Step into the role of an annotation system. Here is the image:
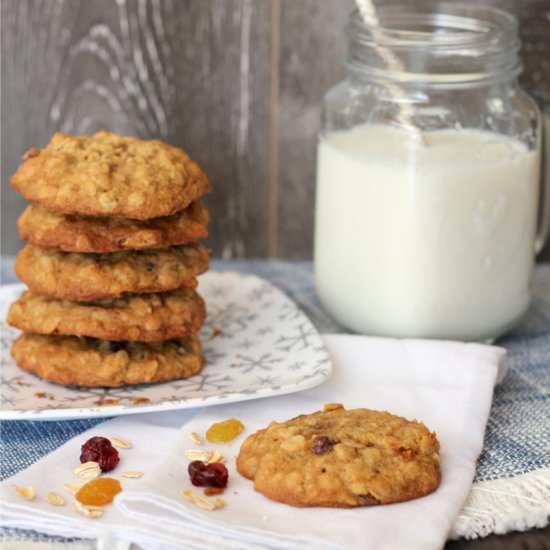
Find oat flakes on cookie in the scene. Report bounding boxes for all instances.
[18,201,209,253]
[11,333,204,387]
[8,287,206,342]
[236,403,440,508]
[11,131,210,220]
[14,242,209,302]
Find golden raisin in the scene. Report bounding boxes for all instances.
[75,477,122,506]
[205,418,245,443]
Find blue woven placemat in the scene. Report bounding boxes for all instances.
[2,257,549,486]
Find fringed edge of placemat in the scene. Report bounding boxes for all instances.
[450,467,550,539]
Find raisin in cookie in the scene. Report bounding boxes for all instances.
[15,243,209,302]
[236,403,440,507]
[11,131,210,220]
[8,287,206,342]
[11,333,204,387]
[18,201,209,253]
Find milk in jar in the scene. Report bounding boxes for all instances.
[315,3,547,341]
[314,124,540,340]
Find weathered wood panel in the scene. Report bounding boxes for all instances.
[1,0,271,259]
[1,0,80,256]
[275,0,354,259]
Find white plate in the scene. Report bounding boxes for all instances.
[0,272,332,420]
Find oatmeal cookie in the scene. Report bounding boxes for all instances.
[18,201,209,253]
[8,287,206,342]
[11,131,210,220]
[236,403,440,507]
[11,333,204,387]
[15,243,209,302]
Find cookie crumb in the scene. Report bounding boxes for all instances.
[204,487,225,496]
[132,397,151,405]
[323,403,344,412]
[94,398,120,406]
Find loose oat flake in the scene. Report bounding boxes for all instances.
[188,431,204,445]
[63,482,85,495]
[121,470,144,479]
[46,492,66,506]
[109,436,132,449]
[181,489,225,510]
[184,449,225,464]
[74,461,102,479]
[74,500,103,519]
[209,450,224,463]
[13,485,35,500]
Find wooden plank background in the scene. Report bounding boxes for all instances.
[2,0,549,261]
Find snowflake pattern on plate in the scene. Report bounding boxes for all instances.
[0,272,332,420]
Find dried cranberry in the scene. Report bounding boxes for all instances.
[312,435,335,455]
[188,460,228,488]
[80,436,120,472]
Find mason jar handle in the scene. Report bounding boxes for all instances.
[535,128,550,254]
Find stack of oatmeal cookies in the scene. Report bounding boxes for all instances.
[7,131,211,387]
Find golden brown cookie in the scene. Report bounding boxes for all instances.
[11,333,204,387]
[17,202,209,253]
[236,403,441,508]
[14,243,209,302]
[8,287,206,342]
[11,131,210,220]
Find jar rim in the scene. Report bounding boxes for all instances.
[347,2,519,49]
[345,1,522,85]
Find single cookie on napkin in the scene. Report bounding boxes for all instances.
[237,402,441,507]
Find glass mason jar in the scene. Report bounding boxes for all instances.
[314,2,549,342]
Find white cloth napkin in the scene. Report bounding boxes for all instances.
[0,334,506,550]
